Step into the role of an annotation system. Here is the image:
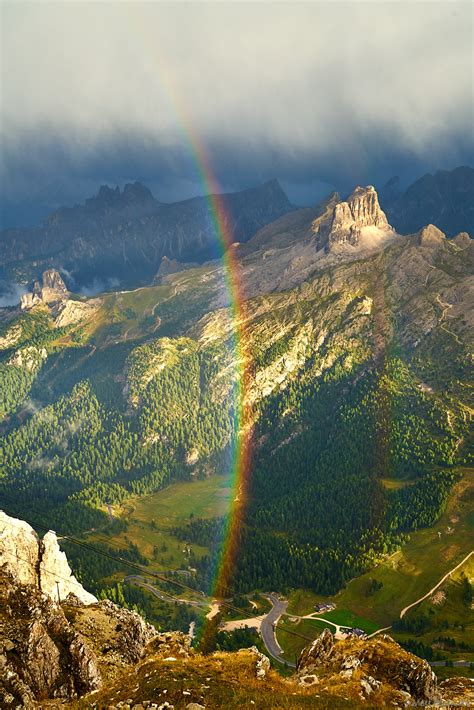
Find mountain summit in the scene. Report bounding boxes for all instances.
[380,165,474,236]
[312,185,395,251]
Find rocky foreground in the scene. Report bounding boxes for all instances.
[1,513,473,708]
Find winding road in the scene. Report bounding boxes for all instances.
[124,575,207,609]
[125,550,473,670]
[259,594,289,663]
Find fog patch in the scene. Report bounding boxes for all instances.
[0,282,27,307]
[59,267,76,290]
[79,276,120,296]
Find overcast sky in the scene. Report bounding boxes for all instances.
[1,1,473,226]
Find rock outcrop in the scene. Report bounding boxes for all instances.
[52,297,101,327]
[0,564,160,707]
[453,231,472,249]
[312,185,395,251]
[153,255,198,282]
[39,268,69,302]
[417,223,446,247]
[296,628,441,705]
[0,510,96,605]
[20,268,68,309]
[0,568,102,705]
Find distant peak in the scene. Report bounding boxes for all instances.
[84,181,157,210]
[263,178,282,190]
[96,184,118,198]
[122,181,155,202]
[417,223,446,246]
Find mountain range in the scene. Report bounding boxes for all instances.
[0,179,293,289]
[0,166,472,295]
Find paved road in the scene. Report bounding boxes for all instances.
[260,594,294,666]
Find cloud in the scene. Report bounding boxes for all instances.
[1,1,473,219]
[0,282,27,307]
[78,276,120,296]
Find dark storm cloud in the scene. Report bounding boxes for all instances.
[1,1,473,226]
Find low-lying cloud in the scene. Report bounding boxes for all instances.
[78,276,120,297]
[0,282,27,307]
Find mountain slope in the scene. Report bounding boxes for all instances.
[0,186,471,606]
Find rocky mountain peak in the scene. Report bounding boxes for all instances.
[346,185,389,228]
[417,223,446,247]
[453,231,472,248]
[312,185,394,251]
[86,182,156,210]
[40,268,69,299]
[122,181,156,203]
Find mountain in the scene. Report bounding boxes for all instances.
[0,185,472,678]
[311,185,394,251]
[380,165,474,237]
[1,511,472,708]
[0,179,294,288]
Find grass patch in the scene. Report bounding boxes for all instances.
[319,609,379,634]
[287,589,322,616]
[276,617,332,664]
[88,474,233,572]
[381,478,416,490]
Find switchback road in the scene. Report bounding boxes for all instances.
[260,594,293,665]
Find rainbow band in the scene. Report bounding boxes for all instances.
[123,6,251,600]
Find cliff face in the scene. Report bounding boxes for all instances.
[0,568,102,705]
[0,566,159,707]
[0,511,96,605]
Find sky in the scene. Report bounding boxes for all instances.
[1,0,473,227]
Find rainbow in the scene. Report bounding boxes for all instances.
[189,151,253,599]
[123,7,253,601]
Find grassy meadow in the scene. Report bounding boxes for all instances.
[90,474,232,572]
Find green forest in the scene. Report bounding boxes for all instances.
[0,264,472,605]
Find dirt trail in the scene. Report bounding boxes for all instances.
[435,293,463,345]
[400,550,473,618]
